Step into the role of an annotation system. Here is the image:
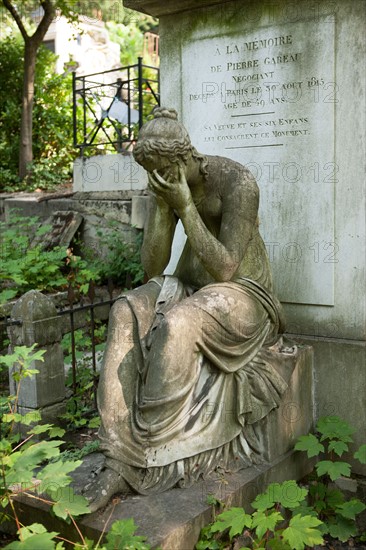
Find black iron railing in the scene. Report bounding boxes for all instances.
[0,284,118,412]
[73,58,160,155]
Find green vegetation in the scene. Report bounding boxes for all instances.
[0,344,151,549]
[0,0,157,190]
[0,345,90,545]
[0,210,145,305]
[61,323,106,430]
[0,37,76,191]
[196,416,366,549]
[91,222,144,288]
[0,212,100,304]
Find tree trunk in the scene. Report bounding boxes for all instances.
[2,0,56,180]
[19,41,37,179]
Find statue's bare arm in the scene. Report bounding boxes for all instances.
[141,177,177,278]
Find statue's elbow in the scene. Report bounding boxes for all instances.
[213,266,237,283]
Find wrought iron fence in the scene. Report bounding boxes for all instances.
[72,58,160,156]
[57,282,117,409]
[0,284,119,414]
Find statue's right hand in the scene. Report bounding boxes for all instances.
[148,173,171,210]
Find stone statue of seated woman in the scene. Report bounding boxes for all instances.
[83,107,293,512]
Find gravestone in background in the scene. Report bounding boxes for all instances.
[125,0,366,472]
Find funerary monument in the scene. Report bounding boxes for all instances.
[124,0,366,473]
[83,106,310,512]
[75,0,365,546]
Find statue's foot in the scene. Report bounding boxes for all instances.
[82,466,130,513]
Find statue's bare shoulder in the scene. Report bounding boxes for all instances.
[202,155,259,225]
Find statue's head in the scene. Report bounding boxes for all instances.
[133,107,193,174]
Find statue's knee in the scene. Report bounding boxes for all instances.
[108,300,134,342]
[155,307,197,344]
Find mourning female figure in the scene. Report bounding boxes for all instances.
[84,107,289,511]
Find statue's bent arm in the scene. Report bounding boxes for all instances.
[141,194,177,278]
[178,179,259,282]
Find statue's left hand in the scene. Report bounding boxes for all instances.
[148,165,192,211]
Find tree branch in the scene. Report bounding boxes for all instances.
[32,0,56,46]
[2,0,29,41]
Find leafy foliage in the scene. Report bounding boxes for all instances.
[197,416,365,549]
[282,514,323,550]
[90,223,144,288]
[104,518,149,550]
[354,444,366,464]
[0,345,90,539]
[0,211,100,303]
[0,37,76,191]
[61,322,106,430]
[0,343,154,549]
[210,508,252,540]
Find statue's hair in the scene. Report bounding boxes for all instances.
[133,107,209,179]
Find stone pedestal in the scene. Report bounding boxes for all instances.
[8,290,66,424]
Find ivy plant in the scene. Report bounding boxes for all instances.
[294,416,366,542]
[196,416,366,549]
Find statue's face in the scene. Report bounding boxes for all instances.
[139,152,180,181]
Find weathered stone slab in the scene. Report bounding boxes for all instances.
[154,0,366,343]
[30,211,83,251]
[257,344,313,461]
[73,153,148,192]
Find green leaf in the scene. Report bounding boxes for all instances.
[18,524,49,540]
[251,490,275,511]
[6,523,59,549]
[316,460,351,480]
[19,410,42,426]
[294,434,324,458]
[268,534,292,550]
[288,501,319,519]
[251,510,283,540]
[0,288,18,303]
[252,481,308,511]
[38,460,82,495]
[195,538,221,550]
[328,440,348,457]
[1,413,22,424]
[88,416,100,429]
[0,439,12,453]
[48,426,66,438]
[325,487,345,508]
[336,499,366,520]
[28,424,65,438]
[327,516,357,541]
[28,424,53,434]
[316,416,354,443]
[52,488,89,520]
[210,508,252,540]
[309,482,326,500]
[105,518,149,550]
[282,514,324,550]
[6,441,63,485]
[275,481,308,509]
[354,444,366,464]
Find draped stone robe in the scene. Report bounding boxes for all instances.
[97,274,295,494]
